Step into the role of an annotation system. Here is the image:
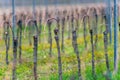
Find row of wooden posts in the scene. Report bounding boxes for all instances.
[2,8,112,80]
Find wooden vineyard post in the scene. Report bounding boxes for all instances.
[33,35,38,80]
[12,38,18,80]
[103,31,112,80]
[104,14,109,33]
[71,13,75,48]
[75,11,80,32]
[83,16,87,48]
[71,12,74,31]
[5,31,9,65]
[47,19,52,57]
[61,17,65,53]
[3,22,10,65]
[54,29,62,80]
[89,29,96,78]
[27,19,38,80]
[72,30,82,80]
[17,20,22,63]
[56,16,60,37]
[34,20,39,37]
